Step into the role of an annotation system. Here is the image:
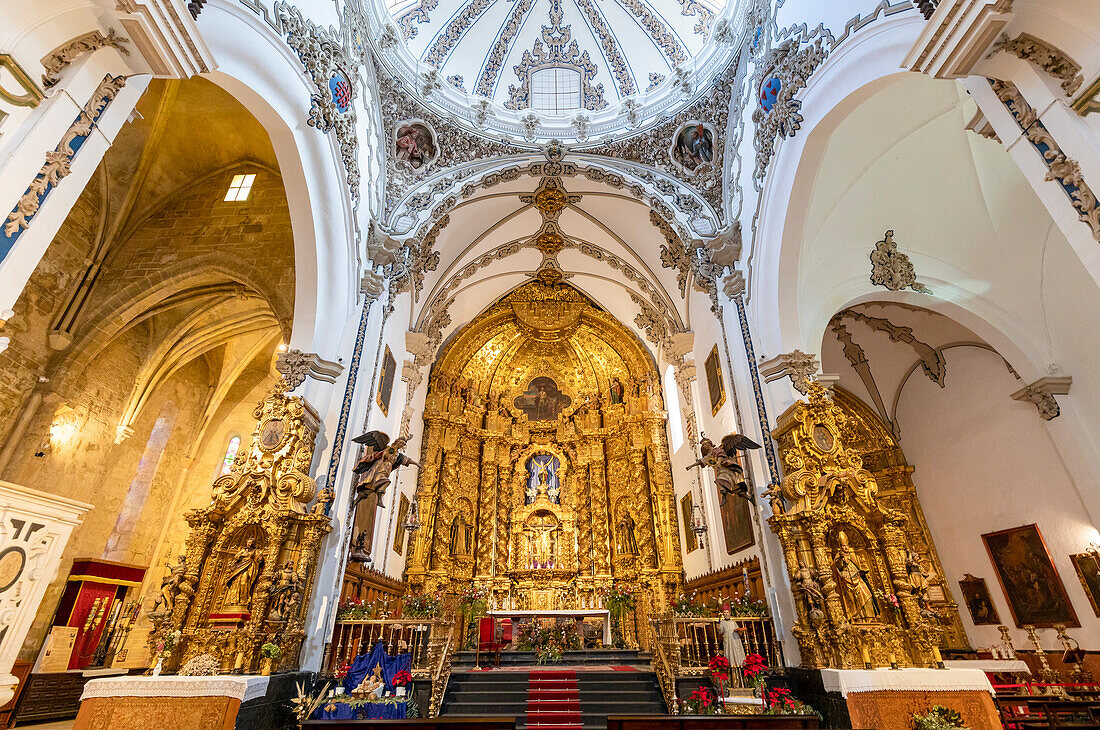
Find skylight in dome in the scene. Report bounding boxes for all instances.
[531,67,581,115]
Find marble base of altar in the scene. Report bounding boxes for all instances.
[819,668,1001,730]
[74,674,305,730]
[486,609,611,644]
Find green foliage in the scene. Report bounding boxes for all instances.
[260,642,282,659]
[913,705,969,730]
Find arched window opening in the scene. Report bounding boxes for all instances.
[219,435,241,477]
[665,364,684,452]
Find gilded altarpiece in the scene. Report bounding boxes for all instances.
[152,382,332,673]
[405,281,683,642]
[768,384,967,670]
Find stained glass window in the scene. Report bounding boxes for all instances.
[219,436,241,476]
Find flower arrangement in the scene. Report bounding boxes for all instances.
[402,593,442,618]
[680,686,720,715]
[392,670,412,687]
[672,592,712,617]
[913,705,970,730]
[261,642,282,659]
[516,623,581,664]
[333,661,351,680]
[874,590,901,612]
[764,687,819,717]
[337,597,387,620]
[725,591,769,618]
[708,653,731,697]
[600,583,636,616]
[741,653,768,694]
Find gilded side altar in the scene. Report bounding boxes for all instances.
[768,384,968,669]
[405,280,683,641]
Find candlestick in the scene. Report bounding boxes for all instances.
[888,652,899,670]
[860,644,871,669]
[932,645,944,669]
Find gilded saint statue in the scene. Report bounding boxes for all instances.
[832,531,878,622]
[450,513,472,556]
[222,538,263,610]
[617,512,639,554]
[151,554,188,615]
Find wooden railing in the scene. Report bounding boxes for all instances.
[326,619,437,675]
[653,616,782,679]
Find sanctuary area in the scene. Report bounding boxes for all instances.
[0,0,1098,729]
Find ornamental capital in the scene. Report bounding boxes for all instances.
[275,349,343,389]
[1011,375,1071,420]
[760,350,821,395]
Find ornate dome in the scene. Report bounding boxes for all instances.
[369,0,746,142]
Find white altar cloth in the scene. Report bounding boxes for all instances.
[81,675,271,704]
[487,609,612,644]
[820,668,994,696]
[943,659,1031,674]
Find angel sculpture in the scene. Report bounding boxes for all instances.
[150,554,188,616]
[351,431,418,508]
[687,433,762,501]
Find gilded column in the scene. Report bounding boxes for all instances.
[475,440,498,578]
[588,440,612,577]
[576,463,592,575]
[495,448,514,575]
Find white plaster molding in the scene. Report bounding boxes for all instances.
[1011,375,1071,421]
[0,481,91,706]
[115,0,215,78]
[902,0,1014,80]
[276,349,344,388]
[759,350,820,396]
[404,330,432,364]
[668,332,696,361]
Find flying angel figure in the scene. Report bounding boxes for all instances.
[687,433,762,501]
[351,431,418,507]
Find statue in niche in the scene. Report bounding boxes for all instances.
[352,431,418,508]
[617,512,639,554]
[832,530,878,622]
[513,377,571,421]
[151,554,188,615]
[450,513,473,556]
[268,561,301,622]
[608,377,625,405]
[222,538,263,609]
[525,454,561,505]
[906,550,939,619]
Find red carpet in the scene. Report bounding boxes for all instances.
[526,670,582,730]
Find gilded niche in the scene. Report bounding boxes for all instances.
[405,280,682,644]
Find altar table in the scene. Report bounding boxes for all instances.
[74,675,270,730]
[487,609,612,645]
[819,668,1001,730]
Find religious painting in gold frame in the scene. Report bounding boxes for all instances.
[719,486,753,555]
[704,345,726,416]
[377,346,396,416]
[958,573,1000,625]
[393,494,410,556]
[680,493,698,553]
[982,524,1079,627]
[1070,553,1100,618]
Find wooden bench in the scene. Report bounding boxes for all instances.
[999,697,1100,729]
[301,719,517,729]
[607,716,822,729]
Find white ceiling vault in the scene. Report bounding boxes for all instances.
[365,0,749,142]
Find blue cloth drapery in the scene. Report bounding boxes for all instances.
[311,642,412,720]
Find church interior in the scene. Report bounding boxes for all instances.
[0,0,1098,728]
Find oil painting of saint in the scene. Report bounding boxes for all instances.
[513,376,571,421]
[982,524,1079,627]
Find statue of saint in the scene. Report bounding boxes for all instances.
[832,531,878,622]
[450,514,472,556]
[687,434,761,502]
[151,554,187,615]
[618,513,639,554]
[222,538,263,609]
[352,431,419,508]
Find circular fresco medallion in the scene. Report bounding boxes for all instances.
[669,121,717,175]
[760,77,782,112]
[0,546,27,592]
[812,423,835,453]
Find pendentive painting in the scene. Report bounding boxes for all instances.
[670,121,716,174]
[1070,552,1100,617]
[514,376,571,422]
[704,345,726,416]
[958,573,1000,625]
[982,524,1079,627]
[377,346,396,417]
[680,492,698,554]
[394,120,438,170]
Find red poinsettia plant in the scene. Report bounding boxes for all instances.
[708,653,731,695]
[392,670,413,687]
[681,686,720,715]
[741,652,768,696]
[764,687,819,717]
[333,660,350,680]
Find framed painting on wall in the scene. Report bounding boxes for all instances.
[704,345,726,416]
[392,494,410,556]
[1070,552,1100,617]
[720,490,754,555]
[377,346,396,416]
[680,493,698,553]
[982,524,1079,627]
[958,573,1000,625]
